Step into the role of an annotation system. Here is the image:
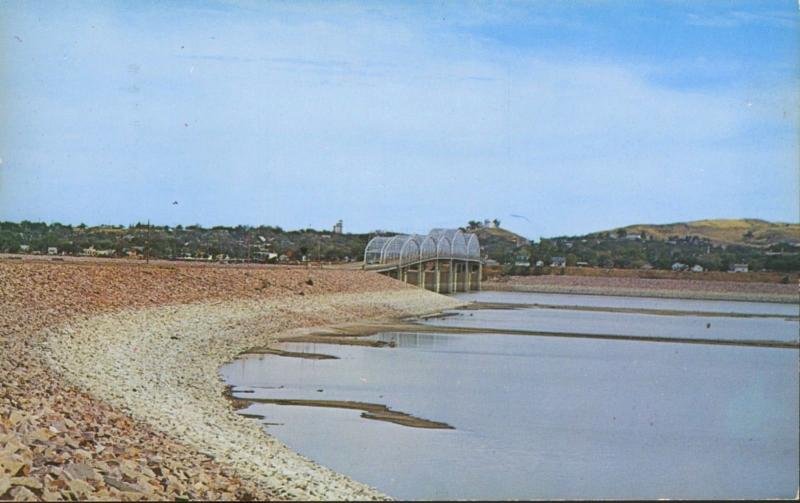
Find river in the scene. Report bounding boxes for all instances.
[220,291,800,500]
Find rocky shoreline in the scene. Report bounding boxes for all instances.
[44,292,462,500]
[6,259,794,500]
[0,261,461,501]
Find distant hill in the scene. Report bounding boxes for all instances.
[599,219,800,247]
[469,226,529,262]
[526,218,800,272]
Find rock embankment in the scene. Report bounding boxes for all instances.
[1,260,461,500]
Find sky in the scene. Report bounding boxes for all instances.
[0,0,798,238]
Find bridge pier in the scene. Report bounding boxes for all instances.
[373,260,486,292]
[368,259,482,293]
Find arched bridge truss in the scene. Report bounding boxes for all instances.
[363,228,482,293]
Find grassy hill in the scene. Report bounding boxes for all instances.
[606,219,800,247]
[520,218,800,272]
[469,226,529,263]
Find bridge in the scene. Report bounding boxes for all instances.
[363,228,482,293]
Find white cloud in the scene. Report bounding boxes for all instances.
[0,2,796,234]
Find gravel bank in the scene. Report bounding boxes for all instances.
[0,260,460,500]
[43,290,462,500]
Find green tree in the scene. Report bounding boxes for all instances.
[565,253,578,267]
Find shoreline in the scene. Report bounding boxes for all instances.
[4,259,796,500]
[461,301,799,320]
[257,318,798,350]
[483,280,799,304]
[43,289,465,500]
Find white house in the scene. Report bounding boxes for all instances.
[732,263,749,273]
[691,264,704,272]
[514,255,531,267]
[47,247,58,256]
[672,262,688,272]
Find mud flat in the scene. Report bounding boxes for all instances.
[43,289,463,500]
[237,398,454,430]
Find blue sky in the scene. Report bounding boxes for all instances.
[0,0,797,238]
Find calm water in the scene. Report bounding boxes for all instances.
[425,307,799,344]
[456,290,800,316]
[221,291,800,500]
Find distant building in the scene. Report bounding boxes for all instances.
[19,245,30,253]
[514,255,531,267]
[672,262,689,272]
[731,263,749,273]
[624,234,642,241]
[551,256,566,268]
[576,261,589,267]
[47,247,58,256]
[691,264,704,272]
[333,220,343,234]
[535,260,544,267]
[484,258,500,267]
[252,246,278,262]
